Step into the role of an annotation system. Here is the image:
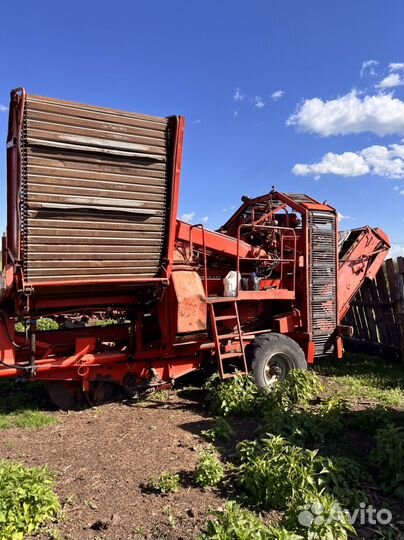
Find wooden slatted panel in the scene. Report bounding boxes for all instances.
[20,94,173,283]
[343,258,404,358]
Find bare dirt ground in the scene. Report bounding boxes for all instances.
[1,357,404,540]
[0,390,226,540]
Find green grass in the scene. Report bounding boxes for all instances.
[0,380,56,429]
[316,354,404,407]
[0,409,56,429]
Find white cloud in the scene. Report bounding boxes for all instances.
[180,212,196,223]
[292,141,404,179]
[400,190,404,196]
[377,73,404,89]
[201,216,209,224]
[271,90,285,101]
[192,119,201,125]
[360,60,379,78]
[253,96,265,109]
[337,212,355,222]
[233,87,245,101]
[0,104,7,112]
[233,110,239,118]
[287,90,404,137]
[293,152,369,178]
[389,63,404,72]
[361,143,404,178]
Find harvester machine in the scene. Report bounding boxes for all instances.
[0,89,390,407]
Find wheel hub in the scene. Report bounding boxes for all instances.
[263,353,291,386]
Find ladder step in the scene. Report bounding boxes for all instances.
[217,333,242,340]
[220,352,243,360]
[215,315,237,321]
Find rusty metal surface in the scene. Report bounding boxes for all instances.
[20,94,173,282]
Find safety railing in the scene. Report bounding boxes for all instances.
[189,224,208,295]
[236,223,297,297]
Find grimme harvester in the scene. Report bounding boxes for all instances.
[0,89,391,407]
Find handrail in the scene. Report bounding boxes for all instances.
[236,223,297,296]
[189,224,208,295]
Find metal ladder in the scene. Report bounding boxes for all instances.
[208,300,248,379]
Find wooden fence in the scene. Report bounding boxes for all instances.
[343,257,404,360]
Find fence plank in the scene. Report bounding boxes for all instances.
[343,258,403,358]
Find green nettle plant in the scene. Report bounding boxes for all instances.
[198,502,304,540]
[146,472,180,494]
[204,370,324,419]
[0,460,61,540]
[204,374,260,417]
[283,493,355,540]
[270,370,324,408]
[195,450,225,488]
[371,425,404,499]
[259,406,344,446]
[324,456,368,507]
[236,435,327,510]
[236,435,364,513]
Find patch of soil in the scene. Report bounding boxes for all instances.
[0,391,225,540]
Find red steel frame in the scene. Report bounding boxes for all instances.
[0,91,391,401]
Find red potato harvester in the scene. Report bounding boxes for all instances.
[0,88,391,408]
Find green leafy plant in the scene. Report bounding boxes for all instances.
[283,492,355,540]
[271,370,324,408]
[146,472,180,494]
[322,456,368,507]
[199,501,303,540]
[237,434,365,511]
[204,374,260,417]
[201,418,235,442]
[204,370,324,419]
[0,460,61,540]
[195,449,225,487]
[236,435,327,510]
[260,405,344,446]
[15,318,59,333]
[92,318,119,327]
[371,424,404,499]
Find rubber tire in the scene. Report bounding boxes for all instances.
[247,333,307,389]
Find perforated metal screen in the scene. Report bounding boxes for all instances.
[308,211,338,355]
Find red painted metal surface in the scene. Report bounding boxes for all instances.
[0,91,391,403]
[338,226,390,320]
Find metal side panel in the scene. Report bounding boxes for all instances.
[19,94,176,283]
[308,211,338,355]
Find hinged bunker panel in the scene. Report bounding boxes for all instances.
[8,91,182,284]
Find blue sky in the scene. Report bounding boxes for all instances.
[0,0,403,255]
